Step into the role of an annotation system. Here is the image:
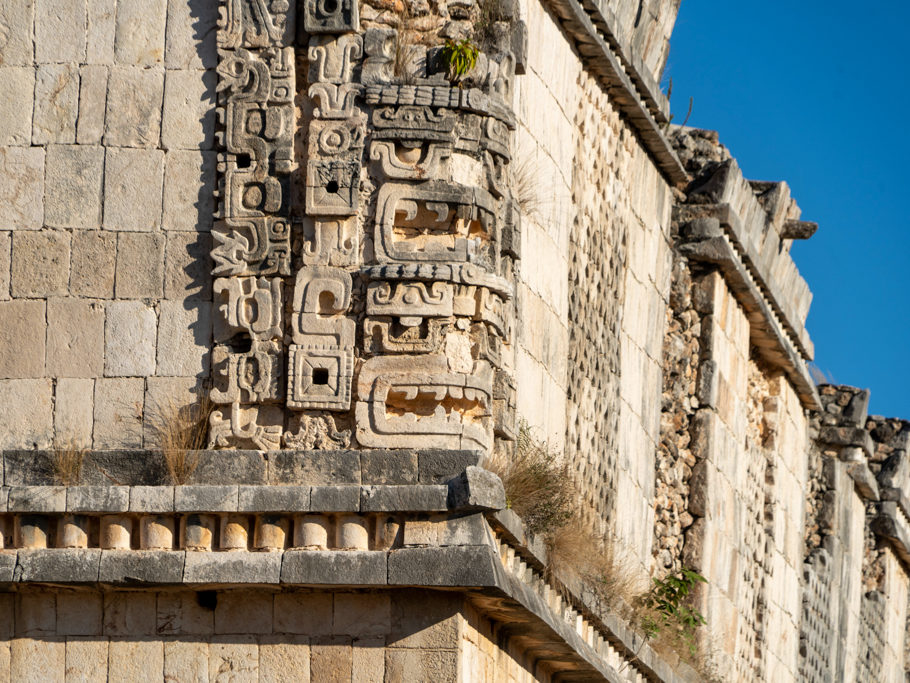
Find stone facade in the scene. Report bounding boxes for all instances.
[2,0,910,681]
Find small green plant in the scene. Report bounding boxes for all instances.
[442,38,478,82]
[638,567,708,655]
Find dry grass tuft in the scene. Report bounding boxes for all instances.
[509,154,547,221]
[52,442,87,486]
[392,6,421,84]
[148,394,213,485]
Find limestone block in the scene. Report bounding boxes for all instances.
[115,232,165,298]
[183,550,281,584]
[143,376,205,445]
[57,593,103,635]
[46,298,105,377]
[164,641,209,682]
[16,591,57,634]
[114,0,166,66]
[93,377,144,448]
[214,592,272,635]
[0,2,35,65]
[259,636,311,683]
[165,0,217,69]
[103,593,156,636]
[70,231,116,298]
[388,590,460,649]
[162,150,216,231]
[104,68,165,147]
[65,638,108,683]
[157,300,212,376]
[86,0,116,64]
[351,638,384,683]
[75,66,109,144]
[157,592,214,635]
[0,300,46,378]
[162,70,216,150]
[33,64,79,144]
[311,637,353,682]
[68,486,129,512]
[333,593,391,637]
[54,378,95,447]
[108,639,164,683]
[0,146,44,228]
[0,231,8,299]
[100,549,185,583]
[165,231,213,300]
[209,637,259,681]
[104,301,157,377]
[0,379,53,448]
[45,145,105,228]
[280,550,387,585]
[10,637,65,683]
[130,486,175,512]
[11,230,71,297]
[385,649,458,682]
[35,0,86,63]
[273,592,334,635]
[0,67,36,144]
[103,148,165,230]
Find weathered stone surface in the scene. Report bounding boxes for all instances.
[44,145,105,228]
[0,146,45,228]
[10,637,65,683]
[385,649,458,682]
[0,380,53,449]
[11,230,70,297]
[54,378,95,447]
[162,150,216,231]
[333,593,391,637]
[16,591,57,633]
[164,641,209,681]
[361,485,450,512]
[105,67,165,147]
[0,2,35,65]
[67,486,129,512]
[361,450,419,485]
[115,232,165,298]
[184,551,282,584]
[130,486,175,512]
[114,0,166,65]
[209,638,258,681]
[0,231,9,299]
[165,0,218,69]
[310,486,360,511]
[162,69,216,150]
[8,486,66,512]
[17,548,101,582]
[388,546,499,586]
[104,301,157,377]
[0,553,15,582]
[46,298,105,377]
[103,148,165,230]
[259,636,311,683]
[165,231,212,300]
[99,550,185,583]
[238,485,310,512]
[0,68,35,145]
[175,485,238,512]
[93,378,145,448]
[156,300,212,376]
[33,64,79,144]
[35,0,86,63]
[446,466,506,511]
[311,637,353,682]
[281,550,387,585]
[65,638,108,682]
[56,592,103,634]
[269,451,361,485]
[418,450,483,484]
[70,231,117,298]
[214,592,273,634]
[103,591,157,634]
[403,514,489,548]
[86,0,117,64]
[273,592,334,634]
[0,300,46,378]
[108,638,164,683]
[77,65,109,144]
[189,450,268,485]
[351,637,384,683]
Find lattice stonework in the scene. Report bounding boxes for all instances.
[210,0,525,451]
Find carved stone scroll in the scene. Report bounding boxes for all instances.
[208,404,283,450]
[303,0,359,34]
[211,340,284,405]
[213,277,283,342]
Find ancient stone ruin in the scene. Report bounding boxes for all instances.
[0,0,907,680]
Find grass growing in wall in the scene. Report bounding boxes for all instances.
[392,5,421,84]
[148,394,213,485]
[52,441,86,486]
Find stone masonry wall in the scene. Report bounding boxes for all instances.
[0,0,217,450]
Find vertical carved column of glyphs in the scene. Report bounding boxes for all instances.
[209,0,296,449]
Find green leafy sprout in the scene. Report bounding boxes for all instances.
[639,567,708,655]
[442,38,478,82]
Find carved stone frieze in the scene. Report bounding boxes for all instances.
[366,281,454,320]
[363,317,451,355]
[211,340,284,405]
[218,0,295,49]
[303,0,359,34]
[369,140,451,181]
[308,34,363,84]
[309,82,362,119]
[213,276,283,342]
[208,403,283,450]
[283,414,352,449]
[301,217,358,266]
[212,217,291,277]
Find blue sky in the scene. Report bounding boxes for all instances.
[663,1,910,419]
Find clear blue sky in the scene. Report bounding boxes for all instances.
[664,1,910,419]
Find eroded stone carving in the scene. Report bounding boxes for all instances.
[211,340,283,404]
[363,317,450,354]
[370,140,450,180]
[208,403,283,450]
[283,414,352,448]
[303,0,358,34]
[309,82,362,119]
[213,276,283,342]
[308,34,362,84]
[301,217,358,266]
[218,0,295,49]
[366,281,453,320]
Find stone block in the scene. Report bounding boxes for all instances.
[446,466,506,511]
[165,0,218,69]
[164,641,209,681]
[0,67,36,144]
[259,636,311,683]
[57,592,103,635]
[269,451,361,485]
[99,550,185,583]
[361,485,450,512]
[273,592,334,634]
[333,593,391,637]
[385,649,458,681]
[35,0,86,63]
[103,148,164,230]
[70,231,117,298]
[130,486,175,512]
[103,592,156,635]
[0,379,54,449]
[86,0,117,64]
[67,486,129,512]
[351,638,384,683]
[158,592,214,634]
[388,590,460,649]
[209,638,258,681]
[188,450,268,485]
[45,145,105,228]
[142,376,206,447]
[93,378,145,448]
[33,64,79,144]
[0,3,35,65]
[11,230,71,297]
[238,485,310,512]
[54,378,95,448]
[105,67,165,147]
[184,551,281,584]
[174,485,238,512]
[46,298,105,377]
[0,146,45,228]
[65,638,108,683]
[17,548,101,582]
[0,300,46,378]
[15,592,56,634]
[281,550,387,585]
[162,150,216,231]
[311,637,353,682]
[8,486,66,512]
[156,300,212,376]
[0,231,9,299]
[79,450,169,486]
[104,301,157,377]
[418,450,482,484]
[388,546,499,587]
[76,65,109,144]
[108,639,164,683]
[403,514,488,548]
[310,486,360,511]
[10,637,65,683]
[0,553,15,582]
[214,591,273,634]
[115,232,165,298]
[115,0,166,66]
[162,69,216,150]
[361,450,419,485]
[165,231,213,300]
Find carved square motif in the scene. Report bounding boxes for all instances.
[288,344,353,410]
[306,157,361,216]
[304,0,359,34]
